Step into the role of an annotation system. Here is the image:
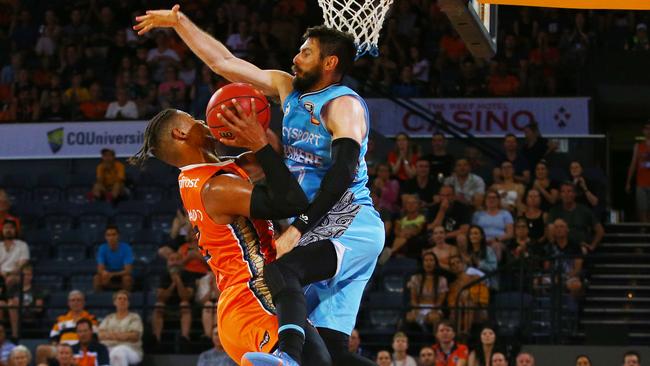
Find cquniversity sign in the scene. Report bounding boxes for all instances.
[366,97,590,137]
[0,121,146,159]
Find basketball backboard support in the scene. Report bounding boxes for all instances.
[439,0,498,59]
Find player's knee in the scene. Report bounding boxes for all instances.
[179,301,191,313]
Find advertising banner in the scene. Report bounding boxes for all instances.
[366,97,590,137]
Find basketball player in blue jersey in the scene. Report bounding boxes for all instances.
[135,6,383,366]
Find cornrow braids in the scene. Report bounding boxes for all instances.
[129,109,178,167]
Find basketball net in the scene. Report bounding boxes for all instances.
[318,0,394,58]
[478,0,650,9]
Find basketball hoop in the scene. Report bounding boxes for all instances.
[317,0,394,58]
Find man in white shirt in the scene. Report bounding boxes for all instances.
[0,220,29,286]
[444,158,486,209]
[105,88,139,120]
[226,21,252,59]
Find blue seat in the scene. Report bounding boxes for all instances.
[135,186,165,204]
[132,243,159,263]
[494,292,533,337]
[367,292,404,309]
[43,202,81,216]
[383,275,406,294]
[150,214,174,235]
[149,200,179,216]
[33,186,62,204]
[80,201,114,216]
[78,214,109,233]
[52,229,87,245]
[3,186,30,204]
[133,229,164,245]
[46,291,70,313]
[24,228,51,244]
[56,243,88,262]
[44,215,74,233]
[86,292,115,308]
[69,275,95,292]
[34,274,65,291]
[116,201,150,215]
[115,213,144,232]
[3,173,34,188]
[381,257,418,276]
[66,185,91,205]
[37,173,69,188]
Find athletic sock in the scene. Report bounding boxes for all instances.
[278,325,304,364]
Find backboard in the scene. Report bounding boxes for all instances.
[439,0,498,58]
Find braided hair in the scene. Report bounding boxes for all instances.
[129,108,179,167]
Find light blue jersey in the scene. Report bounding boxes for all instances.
[282,83,372,207]
[281,84,384,335]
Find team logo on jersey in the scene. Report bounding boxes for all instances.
[303,102,320,126]
[284,103,290,115]
[47,127,64,154]
[258,330,271,350]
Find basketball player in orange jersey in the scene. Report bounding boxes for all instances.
[129,103,331,366]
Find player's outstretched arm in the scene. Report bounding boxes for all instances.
[133,4,293,100]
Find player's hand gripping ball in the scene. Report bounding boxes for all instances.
[206,83,270,140]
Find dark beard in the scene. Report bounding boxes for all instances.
[292,66,322,93]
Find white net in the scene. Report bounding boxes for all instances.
[318,0,394,58]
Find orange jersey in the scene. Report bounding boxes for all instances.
[178,161,280,363]
[178,161,277,312]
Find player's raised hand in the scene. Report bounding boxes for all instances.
[217,98,269,152]
[133,4,181,36]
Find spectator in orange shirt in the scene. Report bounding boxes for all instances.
[79,82,109,120]
[432,320,468,366]
[73,319,109,366]
[488,62,520,97]
[92,148,126,203]
[0,189,20,237]
[439,29,468,63]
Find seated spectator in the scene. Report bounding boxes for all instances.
[178,236,209,284]
[487,61,520,97]
[506,217,542,263]
[391,332,417,366]
[530,161,559,210]
[98,290,143,366]
[499,134,530,184]
[93,225,134,292]
[520,189,548,243]
[432,320,468,366]
[622,351,640,366]
[348,329,373,361]
[392,65,420,97]
[401,158,439,207]
[147,33,181,82]
[468,325,503,366]
[569,161,600,209]
[0,189,20,234]
[7,345,30,366]
[425,132,455,179]
[472,190,514,261]
[406,252,447,329]
[528,31,560,95]
[371,190,395,240]
[152,252,195,345]
[575,355,592,366]
[626,123,650,223]
[447,257,489,334]
[547,219,583,298]
[105,88,138,120]
[492,352,509,366]
[0,220,29,287]
[196,272,219,339]
[548,183,604,254]
[419,346,435,366]
[491,161,525,214]
[92,148,126,203]
[158,66,187,110]
[464,225,498,288]
[158,208,192,259]
[372,163,401,214]
[226,20,253,59]
[73,319,109,366]
[46,344,76,366]
[444,158,486,209]
[79,82,108,120]
[197,326,237,366]
[427,185,471,242]
[41,90,71,121]
[35,290,98,365]
[376,350,392,366]
[516,352,535,366]
[427,225,460,272]
[0,324,16,365]
[388,133,419,182]
[7,264,44,339]
[522,122,557,169]
[384,194,426,260]
[63,72,90,105]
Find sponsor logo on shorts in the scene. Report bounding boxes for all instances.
[258,330,270,350]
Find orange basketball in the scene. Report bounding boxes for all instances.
[206,82,271,140]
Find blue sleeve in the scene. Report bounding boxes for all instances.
[503,210,514,225]
[472,211,480,225]
[96,245,106,266]
[123,244,134,265]
[480,247,498,272]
